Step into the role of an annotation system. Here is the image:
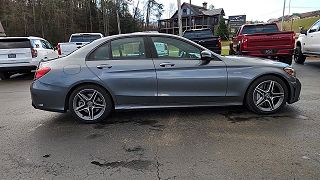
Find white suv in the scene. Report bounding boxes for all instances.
[0,37,58,79]
[295,19,320,64]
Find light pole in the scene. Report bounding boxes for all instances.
[281,0,286,31]
[177,0,183,36]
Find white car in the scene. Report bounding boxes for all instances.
[57,33,104,56]
[0,36,58,79]
[295,19,320,64]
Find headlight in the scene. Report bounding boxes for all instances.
[284,67,296,77]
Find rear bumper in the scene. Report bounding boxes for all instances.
[288,78,301,104]
[241,49,294,57]
[30,80,67,113]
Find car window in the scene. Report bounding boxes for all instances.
[31,39,42,49]
[309,21,320,33]
[87,43,110,60]
[70,35,102,42]
[40,40,53,49]
[183,30,214,39]
[0,39,31,49]
[111,37,146,59]
[151,37,201,60]
[241,24,279,35]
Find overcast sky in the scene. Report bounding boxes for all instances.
[156,0,320,21]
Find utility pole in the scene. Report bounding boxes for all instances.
[177,0,182,36]
[115,0,121,34]
[281,0,286,31]
[189,0,192,29]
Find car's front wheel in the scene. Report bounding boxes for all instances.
[294,45,306,64]
[246,76,288,114]
[69,84,113,123]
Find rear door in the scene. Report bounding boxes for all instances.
[150,36,227,105]
[86,36,157,107]
[0,38,32,65]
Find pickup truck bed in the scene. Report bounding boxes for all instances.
[230,23,295,65]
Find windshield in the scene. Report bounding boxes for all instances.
[183,30,214,39]
[241,24,279,35]
[70,35,102,43]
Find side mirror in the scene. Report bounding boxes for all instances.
[201,50,213,61]
[300,29,307,35]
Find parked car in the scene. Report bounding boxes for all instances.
[183,29,221,54]
[0,37,58,79]
[57,33,104,56]
[31,33,301,123]
[294,19,320,64]
[229,23,295,65]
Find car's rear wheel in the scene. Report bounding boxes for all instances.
[294,45,306,64]
[246,76,288,114]
[69,84,113,123]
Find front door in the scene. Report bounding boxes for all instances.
[149,36,228,105]
[305,20,320,53]
[86,37,157,107]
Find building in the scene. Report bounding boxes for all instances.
[0,21,5,37]
[158,2,225,35]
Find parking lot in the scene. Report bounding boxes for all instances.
[0,59,319,179]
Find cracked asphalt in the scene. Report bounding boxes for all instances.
[1,59,320,179]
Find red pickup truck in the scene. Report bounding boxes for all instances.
[229,23,295,65]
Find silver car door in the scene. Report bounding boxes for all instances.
[150,36,228,105]
[86,37,157,107]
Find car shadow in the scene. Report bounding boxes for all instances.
[47,105,301,127]
[0,73,34,81]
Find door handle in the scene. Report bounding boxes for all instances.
[159,62,175,67]
[97,64,112,69]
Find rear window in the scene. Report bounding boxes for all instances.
[0,39,31,49]
[70,35,102,43]
[241,24,279,35]
[183,30,214,39]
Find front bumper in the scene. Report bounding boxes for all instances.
[287,78,301,104]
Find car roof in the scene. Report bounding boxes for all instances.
[0,36,45,40]
[184,28,212,32]
[71,33,103,36]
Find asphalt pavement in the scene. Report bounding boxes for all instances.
[0,59,320,180]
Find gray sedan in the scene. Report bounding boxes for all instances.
[31,33,301,123]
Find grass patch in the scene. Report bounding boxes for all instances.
[280,17,319,32]
[221,40,230,47]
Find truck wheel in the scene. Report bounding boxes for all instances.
[229,43,235,55]
[280,56,293,65]
[294,45,306,64]
[0,72,11,80]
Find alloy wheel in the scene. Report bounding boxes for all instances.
[253,80,285,112]
[73,89,106,121]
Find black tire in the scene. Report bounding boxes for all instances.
[0,72,11,80]
[280,55,293,65]
[294,45,306,64]
[229,43,235,55]
[245,75,288,115]
[69,84,113,124]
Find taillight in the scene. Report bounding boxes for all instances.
[34,67,51,80]
[242,38,248,50]
[218,37,222,49]
[31,48,38,58]
[57,44,62,56]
